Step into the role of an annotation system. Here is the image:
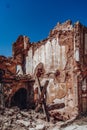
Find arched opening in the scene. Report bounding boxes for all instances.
[11,88,27,109]
[34,62,45,77]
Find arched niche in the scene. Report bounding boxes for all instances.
[11,88,27,109]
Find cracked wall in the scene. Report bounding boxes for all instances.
[0,20,87,119]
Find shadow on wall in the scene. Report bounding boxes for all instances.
[11,88,27,110]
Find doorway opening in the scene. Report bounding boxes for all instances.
[11,88,27,109]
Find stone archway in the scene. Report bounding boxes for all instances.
[34,62,45,77]
[11,88,27,109]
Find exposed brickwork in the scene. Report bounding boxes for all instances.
[0,20,87,119]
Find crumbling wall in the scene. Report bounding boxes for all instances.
[74,22,87,114]
[26,38,67,74]
[11,21,78,119]
[0,55,35,109]
[0,20,87,120]
[12,35,30,75]
[25,20,79,119]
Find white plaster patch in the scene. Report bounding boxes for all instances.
[16,65,23,75]
[26,48,33,74]
[53,98,65,104]
[74,48,79,62]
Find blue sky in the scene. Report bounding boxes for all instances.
[0,0,87,56]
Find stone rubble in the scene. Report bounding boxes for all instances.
[61,116,87,130]
[0,20,87,119]
[0,107,87,130]
[0,20,87,129]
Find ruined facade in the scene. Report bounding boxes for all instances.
[0,20,87,120]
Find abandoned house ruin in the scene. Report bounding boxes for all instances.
[0,20,87,121]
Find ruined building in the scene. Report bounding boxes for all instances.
[0,20,87,121]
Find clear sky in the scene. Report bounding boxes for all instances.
[0,0,87,57]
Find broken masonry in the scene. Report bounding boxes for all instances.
[0,20,87,121]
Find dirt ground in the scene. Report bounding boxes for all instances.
[0,107,87,130]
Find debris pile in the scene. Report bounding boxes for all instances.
[0,107,87,130]
[0,20,87,126]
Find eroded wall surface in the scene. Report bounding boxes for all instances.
[0,20,87,119]
[18,21,87,117]
[11,21,87,116]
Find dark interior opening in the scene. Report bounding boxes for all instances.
[11,88,27,109]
